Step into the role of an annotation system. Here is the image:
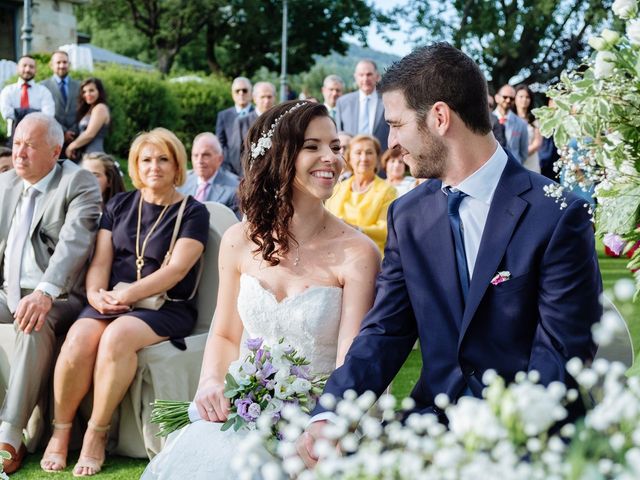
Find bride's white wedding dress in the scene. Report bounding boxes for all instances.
[141,273,343,479]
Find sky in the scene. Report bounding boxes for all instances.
[367,0,413,56]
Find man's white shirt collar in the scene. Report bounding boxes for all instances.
[442,144,508,205]
[23,164,57,195]
[359,89,377,101]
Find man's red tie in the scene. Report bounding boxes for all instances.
[498,116,506,125]
[20,83,29,109]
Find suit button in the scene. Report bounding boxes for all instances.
[462,365,475,377]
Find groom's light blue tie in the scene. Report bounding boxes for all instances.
[446,187,470,303]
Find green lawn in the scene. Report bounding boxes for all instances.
[8,243,639,479]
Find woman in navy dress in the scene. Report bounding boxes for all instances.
[40,128,209,476]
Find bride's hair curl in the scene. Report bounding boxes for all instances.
[239,100,332,266]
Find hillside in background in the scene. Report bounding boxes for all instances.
[313,42,402,90]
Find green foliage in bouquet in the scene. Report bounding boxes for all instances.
[0,448,10,479]
[535,0,640,291]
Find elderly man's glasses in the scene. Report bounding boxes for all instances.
[501,95,515,101]
[234,88,249,94]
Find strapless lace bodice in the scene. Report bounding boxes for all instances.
[237,273,343,375]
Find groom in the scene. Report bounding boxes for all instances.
[298,42,602,465]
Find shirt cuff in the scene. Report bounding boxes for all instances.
[307,411,337,427]
[36,282,61,299]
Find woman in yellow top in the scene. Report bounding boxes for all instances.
[326,134,397,254]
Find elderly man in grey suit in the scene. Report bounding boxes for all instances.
[178,132,241,218]
[215,77,254,164]
[334,59,390,151]
[0,113,101,474]
[493,84,528,164]
[40,51,80,152]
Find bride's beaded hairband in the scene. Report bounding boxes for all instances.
[250,102,306,162]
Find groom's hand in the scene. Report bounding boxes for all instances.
[296,420,327,469]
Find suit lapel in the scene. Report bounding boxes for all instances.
[30,163,62,236]
[373,92,385,129]
[0,176,23,238]
[458,159,530,345]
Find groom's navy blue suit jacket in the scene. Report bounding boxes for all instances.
[317,156,602,416]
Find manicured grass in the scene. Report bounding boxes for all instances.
[10,454,146,479]
[9,241,639,478]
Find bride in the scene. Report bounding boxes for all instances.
[142,100,380,478]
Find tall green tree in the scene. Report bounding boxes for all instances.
[77,0,376,77]
[391,0,613,88]
[77,0,221,74]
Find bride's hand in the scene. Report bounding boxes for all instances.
[194,381,230,423]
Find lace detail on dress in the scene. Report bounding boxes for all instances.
[237,274,343,376]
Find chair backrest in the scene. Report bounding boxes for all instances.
[193,202,239,335]
[594,294,634,367]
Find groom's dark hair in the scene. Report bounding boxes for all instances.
[379,42,492,135]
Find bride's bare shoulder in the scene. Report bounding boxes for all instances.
[325,215,380,265]
[220,222,254,254]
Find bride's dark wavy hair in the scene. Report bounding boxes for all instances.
[239,100,331,266]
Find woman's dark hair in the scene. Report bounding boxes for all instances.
[82,151,125,203]
[76,77,108,122]
[379,42,491,135]
[239,100,332,266]
[513,83,536,125]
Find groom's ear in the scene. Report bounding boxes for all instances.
[430,101,451,136]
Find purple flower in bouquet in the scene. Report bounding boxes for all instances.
[245,337,263,352]
[604,233,626,256]
[248,402,262,420]
[291,365,311,380]
[255,348,264,364]
[261,361,277,378]
[236,397,253,422]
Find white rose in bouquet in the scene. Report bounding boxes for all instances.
[627,19,640,45]
[594,51,616,78]
[613,0,638,19]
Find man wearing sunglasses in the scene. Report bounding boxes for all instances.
[493,84,528,164]
[215,77,254,168]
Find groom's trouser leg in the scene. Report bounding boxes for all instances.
[0,289,78,430]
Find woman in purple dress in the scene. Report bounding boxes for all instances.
[40,128,209,476]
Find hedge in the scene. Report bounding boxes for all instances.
[0,56,233,158]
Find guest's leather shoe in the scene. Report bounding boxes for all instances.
[0,442,27,474]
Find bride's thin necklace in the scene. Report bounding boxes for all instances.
[292,215,327,267]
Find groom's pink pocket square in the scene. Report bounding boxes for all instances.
[490,271,511,286]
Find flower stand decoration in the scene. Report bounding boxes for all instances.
[535,0,640,295]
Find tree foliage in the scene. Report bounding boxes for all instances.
[76,0,375,77]
[391,0,614,89]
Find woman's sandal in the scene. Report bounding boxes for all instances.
[72,421,110,477]
[40,420,73,473]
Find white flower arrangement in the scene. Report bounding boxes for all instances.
[230,286,637,479]
[535,0,640,294]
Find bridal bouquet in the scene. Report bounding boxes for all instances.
[535,0,640,294]
[151,337,326,437]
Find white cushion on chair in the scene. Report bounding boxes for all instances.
[114,201,238,458]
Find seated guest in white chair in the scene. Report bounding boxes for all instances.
[40,128,209,476]
[0,113,101,474]
[178,132,241,218]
